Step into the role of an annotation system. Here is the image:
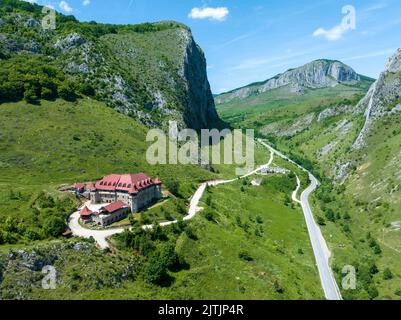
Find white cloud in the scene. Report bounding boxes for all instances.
[59,1,73,13]
[313,5,356,41]
[313,24,348,41]
[188,7,229,22]
[83,0,90,6]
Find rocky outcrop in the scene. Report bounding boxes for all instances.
[261,113,315,137]
[258,60,360,93]
[0,34,39,55]
[353,48,401,149]
[179,29,221,130]
[216,60,362,104]
[54,33,86,53]
[317,104,357,122]
[0,2,222,130]
[386,48,401,73]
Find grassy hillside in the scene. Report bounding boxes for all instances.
[0,98,323,298]
[217,69,401,299]
[0,98,217,245]
[3,175,322,300]
[217,84,369,136]
[310,112,401,300]
[0,0,220,129]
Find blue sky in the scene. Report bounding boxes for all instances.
[27,0,401,93]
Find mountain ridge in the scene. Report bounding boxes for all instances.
[0,0,222,130]
[353,48,401,149]
[215,59,374,105]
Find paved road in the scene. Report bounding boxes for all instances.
[69,149,275,249]
[68,210,124,249]
[68,143,341,299]
[258,139,342,301]
[300,174,342,300]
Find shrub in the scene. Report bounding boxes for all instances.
[368,286,379,300]
[41,87,56,100]
[24,85,39,103]
[36,193,55,209]
[239,251,254,262]
[185,227,198,240]
[383,268,393,280]
[166,180,181,198]
[325,210,335,223]
[144,257,168,285]
[342,224,351,233]
[144,243,178,286]
[274,280,285,294]
[43,216,66,238]
[204,209,216,222]
[79,83,95,96]
[58,82,78,101]
[343,213,351,220]
[24,228,42,241]
[317,216,326,226]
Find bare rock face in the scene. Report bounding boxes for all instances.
[0,4,222,131]
[178,29,221,130]
[216,60,361,104]
[258,60,360,94]
[353,48,401,150]
[318,105,357,122]
[24,17,39,28]
[54,33,86,53]
[386,48,401,73]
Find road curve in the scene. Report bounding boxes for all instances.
[69,150,275,249]
[258,139,342,300]
[68,211,124,249]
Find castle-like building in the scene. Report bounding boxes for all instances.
[89,173,162,213]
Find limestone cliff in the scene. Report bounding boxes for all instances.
[0,1,222,130]
[178,29,221,130]
[353,48,401,149]
[216,60,362,104]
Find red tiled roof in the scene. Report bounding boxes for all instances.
[80,206,93,217]
[94,173,161,194]
[87,183,96,191]
[102,201,128,214]
[73,183,85,190]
